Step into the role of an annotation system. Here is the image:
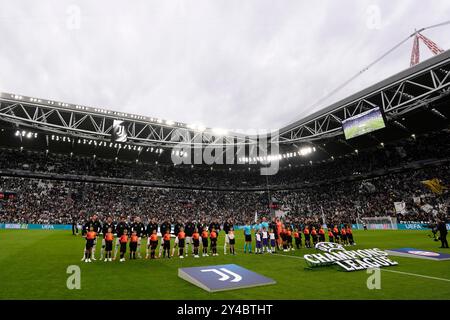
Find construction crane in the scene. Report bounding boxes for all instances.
[304,20,450,114]
[410,29,444,66]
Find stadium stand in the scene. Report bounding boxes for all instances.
[0,130,448,226]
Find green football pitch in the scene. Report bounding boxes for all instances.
[0,229,449,300]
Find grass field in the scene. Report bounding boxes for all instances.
[0,229,449,300]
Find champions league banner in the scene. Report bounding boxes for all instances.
[304,242,399,272]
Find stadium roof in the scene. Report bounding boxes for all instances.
[281,50,450,133]
[0,50,449,166]
[278,49,450,142]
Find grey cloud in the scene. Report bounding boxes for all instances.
[0,0,449,131]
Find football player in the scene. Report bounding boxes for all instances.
[81,214,101,261]
[130,216,145,258]
[100,216,115,260]
[114,216,129,260]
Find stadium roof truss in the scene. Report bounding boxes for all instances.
[1,50,450,149]
[277,49,450,143]
[0,95,255,148]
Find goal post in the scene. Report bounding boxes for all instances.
[361,216,398,230]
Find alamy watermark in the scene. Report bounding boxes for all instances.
[169,128,281,176]
[366,267,381,290]
[66,5,82,30]
[365,4,382,30]
[66,265,81,290]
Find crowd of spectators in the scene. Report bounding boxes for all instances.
[0,130,448,226]
[0,130,448,189]
[0,163,447,226]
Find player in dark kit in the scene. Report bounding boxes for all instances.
[437,218,448,248]
[177,227,186,258]
[146,219,158,259]
[159,220,171,258]
[210,228,218,256]
[311,227,318,246]
[81,214,101,261]
[286,228,293,251]
[346,225,355,245]
[162,229,171,258]
[84,226,97,262]
[294,229,302,249]
[184,220,196,256]
[196,221,206,234]
[71,216,78,236]
[318,226,326,242]
[340,227,348,246]
[119,230,128,262]
[209,220,220,237]
[129,231,138,259]
[333,225,340,244]
[328,228,334,243]
[148,230,158,259]
[280,227,287,251]
[201,229,209,256]
[160,220,171,235]
[104,228,114,262]
[173,220,184,236]
[100,216,115,260]
[303,226,311,248]
[114,216,129,260]
[130,216,145,258]
[192,228,200,258]
[172,220,184,257]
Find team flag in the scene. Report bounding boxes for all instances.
[421,178,446,194]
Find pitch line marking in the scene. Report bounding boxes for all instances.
[379,269,450,283]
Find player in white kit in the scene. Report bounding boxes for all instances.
[261,227,269,253]
[269,229,276,253]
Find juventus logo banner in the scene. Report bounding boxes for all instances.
[112,120,127,142]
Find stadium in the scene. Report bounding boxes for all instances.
[0,2,449,307]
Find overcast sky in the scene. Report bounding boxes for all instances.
[1,0,449,131]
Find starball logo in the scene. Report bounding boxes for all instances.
[314,242,345,253]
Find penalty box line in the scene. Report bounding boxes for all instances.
[269,251,450,283]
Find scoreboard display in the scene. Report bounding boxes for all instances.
[342,107,386,139]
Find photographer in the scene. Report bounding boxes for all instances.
[425,221,439,241]
[436,218,449,249]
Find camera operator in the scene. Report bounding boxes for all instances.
[436,218,449,248]
[425,221,439,241]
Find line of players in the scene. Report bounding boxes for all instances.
[81,214,232,262]
[275,224,355,252]
[243,220,355,254]
[81,214,355,262]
